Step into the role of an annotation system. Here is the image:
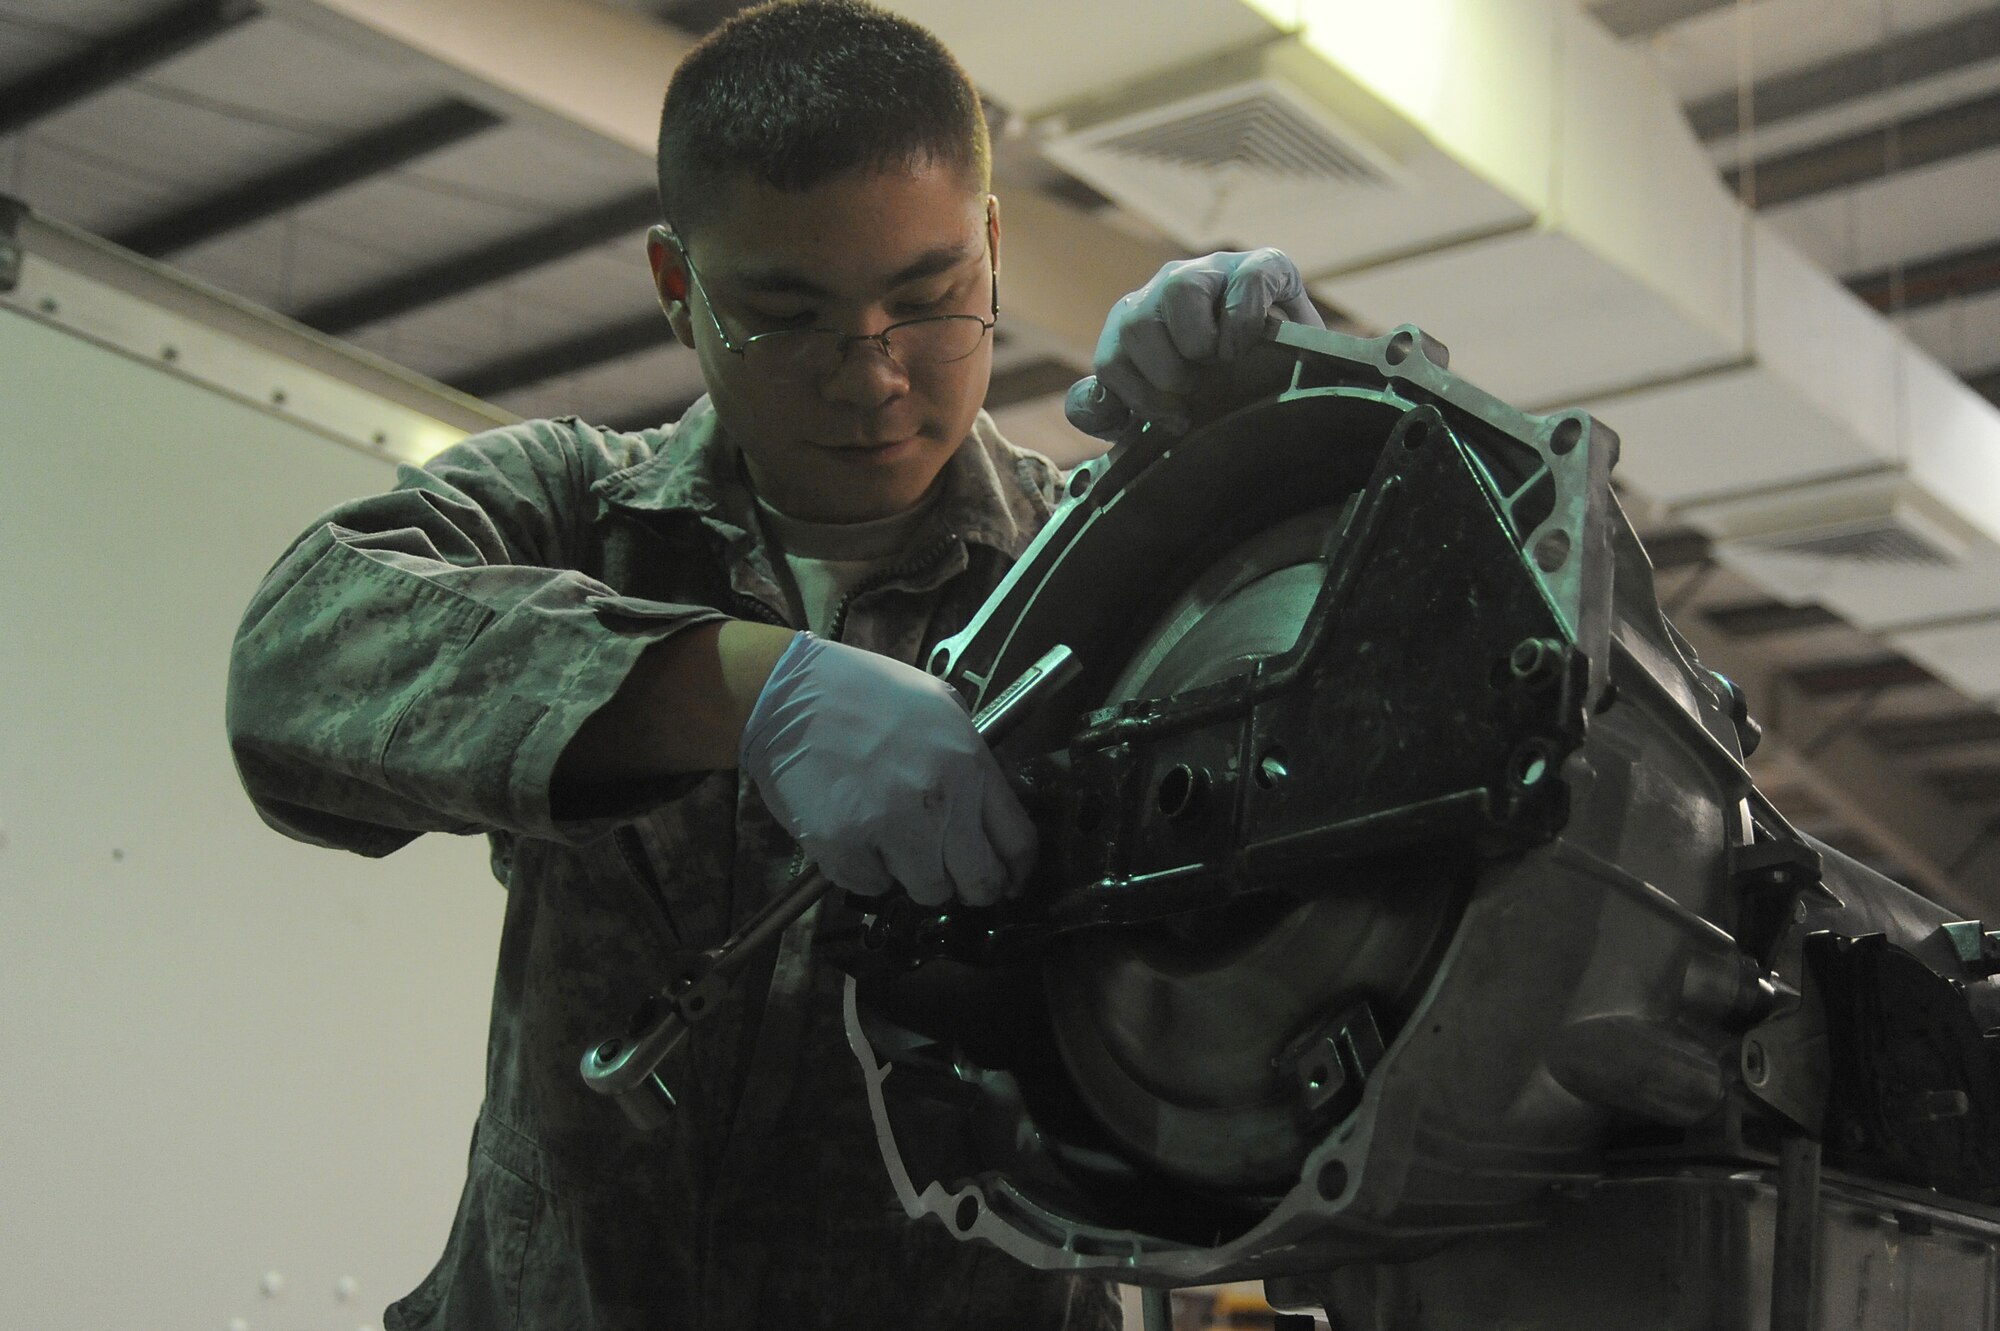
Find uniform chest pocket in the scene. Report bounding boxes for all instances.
[598,775,738,954]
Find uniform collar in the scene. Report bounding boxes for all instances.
[591,397,1055,566]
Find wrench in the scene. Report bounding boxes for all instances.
[580,642,1080,1128]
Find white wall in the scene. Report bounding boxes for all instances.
[1,308,500,1331]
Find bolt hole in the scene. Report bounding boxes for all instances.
[1550,417,1583,456]
[1509,637,1562,688]
[928,647,950,675]
[1401,417,1432,450]
[1068,468,1093,499]
[955,1194,980,1231]
[1511,744,1550,788]
[1744,1040,1769,1086]
[1317,1160,1350,1202]
[1533,529,1571,572]
[1385,331,1415,366]
[1155,764,1206,822]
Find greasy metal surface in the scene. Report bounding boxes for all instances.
[1276,1166,2000,1330]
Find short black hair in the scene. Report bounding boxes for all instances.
[657,0,991,236]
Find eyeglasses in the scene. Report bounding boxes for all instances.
[675,242,998,383]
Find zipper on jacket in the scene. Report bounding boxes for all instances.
[730,591,790,627]
[825,532,960,644]
[613,824,684,947]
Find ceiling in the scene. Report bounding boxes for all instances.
[4,0,1999,907]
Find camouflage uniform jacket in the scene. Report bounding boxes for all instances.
[226,401,1119,1330]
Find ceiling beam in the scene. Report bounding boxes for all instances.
[1635,526,1712,571]
[0,0,264,138]
[297,187,659,334]
[1686,8,2000,141]
[1869,710,2000,752]
[447,313,674,399]
[1591,0,1732,41]
[112,98,501,258]
[1722,88,2000,209]
[277,0,1179,365]
[1700,599,1843,639]
[1786,654,1934,696]
[1847,237,2000,314]
[272,0,694,158]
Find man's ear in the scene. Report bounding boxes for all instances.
[986,193,1001,279]
[646,225,696,349]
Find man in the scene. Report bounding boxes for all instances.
[227,2,1320,1326]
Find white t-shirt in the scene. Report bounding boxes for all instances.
[754,483,944,637]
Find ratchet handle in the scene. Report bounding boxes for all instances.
[580,643,1080,1123]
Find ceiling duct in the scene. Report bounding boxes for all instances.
[1038,40,1413,252]
[904,0,2000,719]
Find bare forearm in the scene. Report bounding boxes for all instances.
[554,620,798,786]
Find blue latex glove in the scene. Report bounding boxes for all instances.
[1065,247,1324,441]
[739,633,1034,907]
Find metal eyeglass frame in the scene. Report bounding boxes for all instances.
[672,236,999,379]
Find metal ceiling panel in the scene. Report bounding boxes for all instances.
[387,127,648,215]
[154,116,653,328]
[1893,285,2000,374]
[1724,87,2000,207]
[341,228,658,383]
[297,186,660,335]
[20,87,321,235]
[140,5,460,127]
[0,0,262,137]
[1642,0,1997,106]
[0,9,79,85]
[114,99,503,256]
[1762,142,2000,279]
[1683,7,2000,139]
[1703,55,2000,173]
[2,124,183,235]
[1850,238,2000,313]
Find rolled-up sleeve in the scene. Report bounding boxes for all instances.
[226,420,725,854]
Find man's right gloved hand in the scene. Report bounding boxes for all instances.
[738,633,1035,908]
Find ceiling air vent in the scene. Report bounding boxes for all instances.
[1093,88,1394,188]
[1037,40,1412,253]
[1746,516,1961,568]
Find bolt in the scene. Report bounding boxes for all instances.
[1508,637,1563,689]
[1743,1040,1769,1086]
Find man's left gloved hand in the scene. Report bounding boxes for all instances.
[1065,247,1323,442]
